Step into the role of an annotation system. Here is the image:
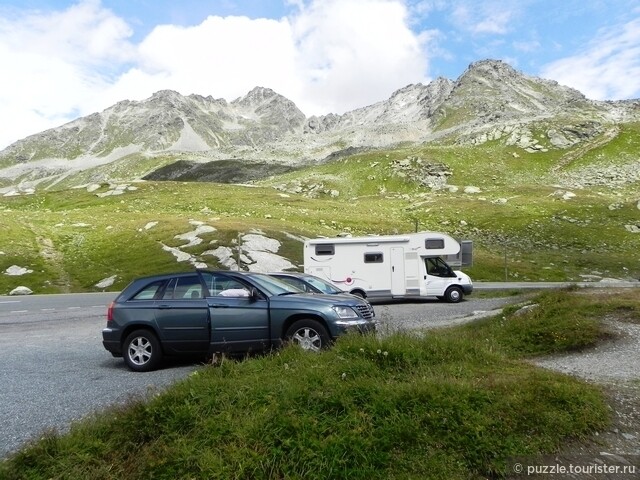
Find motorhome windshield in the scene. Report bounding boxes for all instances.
[425,257,456,277]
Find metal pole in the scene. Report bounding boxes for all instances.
[504,245,508,281]
[237,232,242,271]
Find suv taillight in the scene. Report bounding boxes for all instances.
[107,301,114,322]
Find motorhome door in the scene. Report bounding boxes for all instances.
[390,247,406,295]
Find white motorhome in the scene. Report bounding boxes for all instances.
[303,232,473,303]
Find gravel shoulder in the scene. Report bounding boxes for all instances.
[524,318,640,479]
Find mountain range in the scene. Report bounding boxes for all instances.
[1,59,638,193]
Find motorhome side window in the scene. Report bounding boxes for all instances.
[364,252,383,263]
[425,257,454,277]
[425,238,445,249]
[315,244,335,256]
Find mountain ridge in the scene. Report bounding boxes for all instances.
[0,59,638,192]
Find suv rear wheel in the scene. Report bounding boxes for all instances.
[285,319,330,352]
[123,329,162,372]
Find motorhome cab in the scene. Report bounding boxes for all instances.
[304,232,473,303]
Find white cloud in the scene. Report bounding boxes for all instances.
[540,17,640,100]
[0,0,135,148]
[513,40,541,53]
[290,0,429,114]
[0,0,431,149]
[450,1,518,36]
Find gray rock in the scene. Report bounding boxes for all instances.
[9,286,32,295]
[4,265,33,276]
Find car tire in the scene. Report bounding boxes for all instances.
[123,329,162,372]
[351,290,366,299]
[444,286,463,303]
[285,319,331,352]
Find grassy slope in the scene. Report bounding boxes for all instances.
[3,288,638,479]
[1,123,639,294]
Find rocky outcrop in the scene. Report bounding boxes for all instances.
[390,156,452,189]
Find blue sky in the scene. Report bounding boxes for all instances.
[0,0,639,149]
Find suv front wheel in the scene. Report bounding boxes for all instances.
[123,329,162,372]
[285,319,330,352]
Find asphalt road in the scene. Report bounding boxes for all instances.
[0,287,622,459]
[0,292,199,459]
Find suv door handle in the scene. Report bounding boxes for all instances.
[157,304,173,309]
[210,304,230,308]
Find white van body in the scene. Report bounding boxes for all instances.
[303,232,473,302]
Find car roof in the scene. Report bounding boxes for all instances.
[126,270,255,286]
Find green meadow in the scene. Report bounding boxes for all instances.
[1,124,639,294]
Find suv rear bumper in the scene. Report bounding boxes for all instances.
[102,328,122,356]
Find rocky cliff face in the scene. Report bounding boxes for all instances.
[0,59,638,191]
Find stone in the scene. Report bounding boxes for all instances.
[10,286,32,295]
[4,265,33,276]
[95,275,117,289]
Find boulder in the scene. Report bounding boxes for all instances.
[10,286,32,295]
[4,265,33,276]
[95,275,117,289]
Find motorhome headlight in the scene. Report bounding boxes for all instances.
[333,306,359,319]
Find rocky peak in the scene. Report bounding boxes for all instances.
[233,87,279,107]
[432,59,594,130]
[461,59,518,80]
[232,86,306,132]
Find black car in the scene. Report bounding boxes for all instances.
[102,270,377,371]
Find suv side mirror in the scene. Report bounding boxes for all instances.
[249,288,261,301]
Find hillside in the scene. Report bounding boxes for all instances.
[0,59,639,294]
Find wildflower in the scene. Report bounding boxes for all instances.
[383,351,388,357]
[284,363,289,370]
[341,372,347,380]
[377,349,382,354]
[359,348,364,353]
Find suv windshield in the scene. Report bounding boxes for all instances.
[302,275,343,294]
[243,273,305,296]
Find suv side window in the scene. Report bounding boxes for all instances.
[161,278,177,299]
[199,272,250,297]
[175,276,204,299]
[173,275,204,300]
[161,276,203,300]
[132,280,165,300]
